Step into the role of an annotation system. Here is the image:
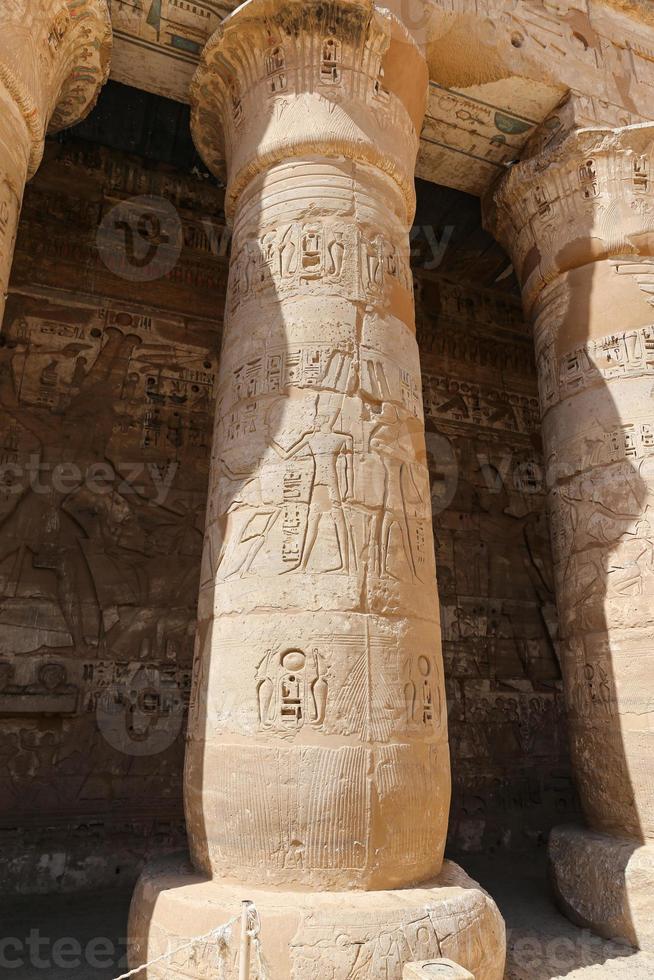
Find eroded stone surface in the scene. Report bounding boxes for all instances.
[184,0,450,892]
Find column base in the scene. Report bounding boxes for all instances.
[128,855,505,979]
[549,824,654,951]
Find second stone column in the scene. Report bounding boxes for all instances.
[128,1,505,977]
[487,121,654,951]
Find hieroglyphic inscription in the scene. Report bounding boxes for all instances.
[228,223,411,312]
[256,648,328,733]
[538,321,654,413]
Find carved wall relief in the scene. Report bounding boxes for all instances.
[256,648,328,733]
[0,138,224,891]
[415,270,576,853]
[176,1,464,914]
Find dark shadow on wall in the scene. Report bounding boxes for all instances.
[0,129,227,893]
[412,183,580,858]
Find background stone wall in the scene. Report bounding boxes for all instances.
[0,134,226,891]
[415,270,577,854]
[0,85,577,892]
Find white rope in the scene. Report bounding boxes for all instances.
[113,914,239,979]
[247,905,271,980]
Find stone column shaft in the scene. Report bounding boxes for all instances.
[0,0,111,326]
[185,0,447,894]
[186,154,449,890]
[128,3,505,977]
[487,121,654,950]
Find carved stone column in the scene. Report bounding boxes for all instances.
[128,2,505,977]
[0,0,111,327]
[486,123,654,950]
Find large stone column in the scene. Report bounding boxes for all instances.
[486,123,654,949]
[0,0,111,327]
[128,2,505,977]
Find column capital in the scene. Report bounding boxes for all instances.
[0,0,112,176]
[190,0,428,224]
[484,122,654,314]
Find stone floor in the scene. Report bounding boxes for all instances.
[466,853,654,979]
[1,854,654,978]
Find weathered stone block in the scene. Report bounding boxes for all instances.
[550,824,654,952]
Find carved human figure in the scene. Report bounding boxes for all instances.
[369,403,423,580]
[274,398,353,574]
[278,224,297,277]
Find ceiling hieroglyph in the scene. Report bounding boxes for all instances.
[107,0,654,195]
